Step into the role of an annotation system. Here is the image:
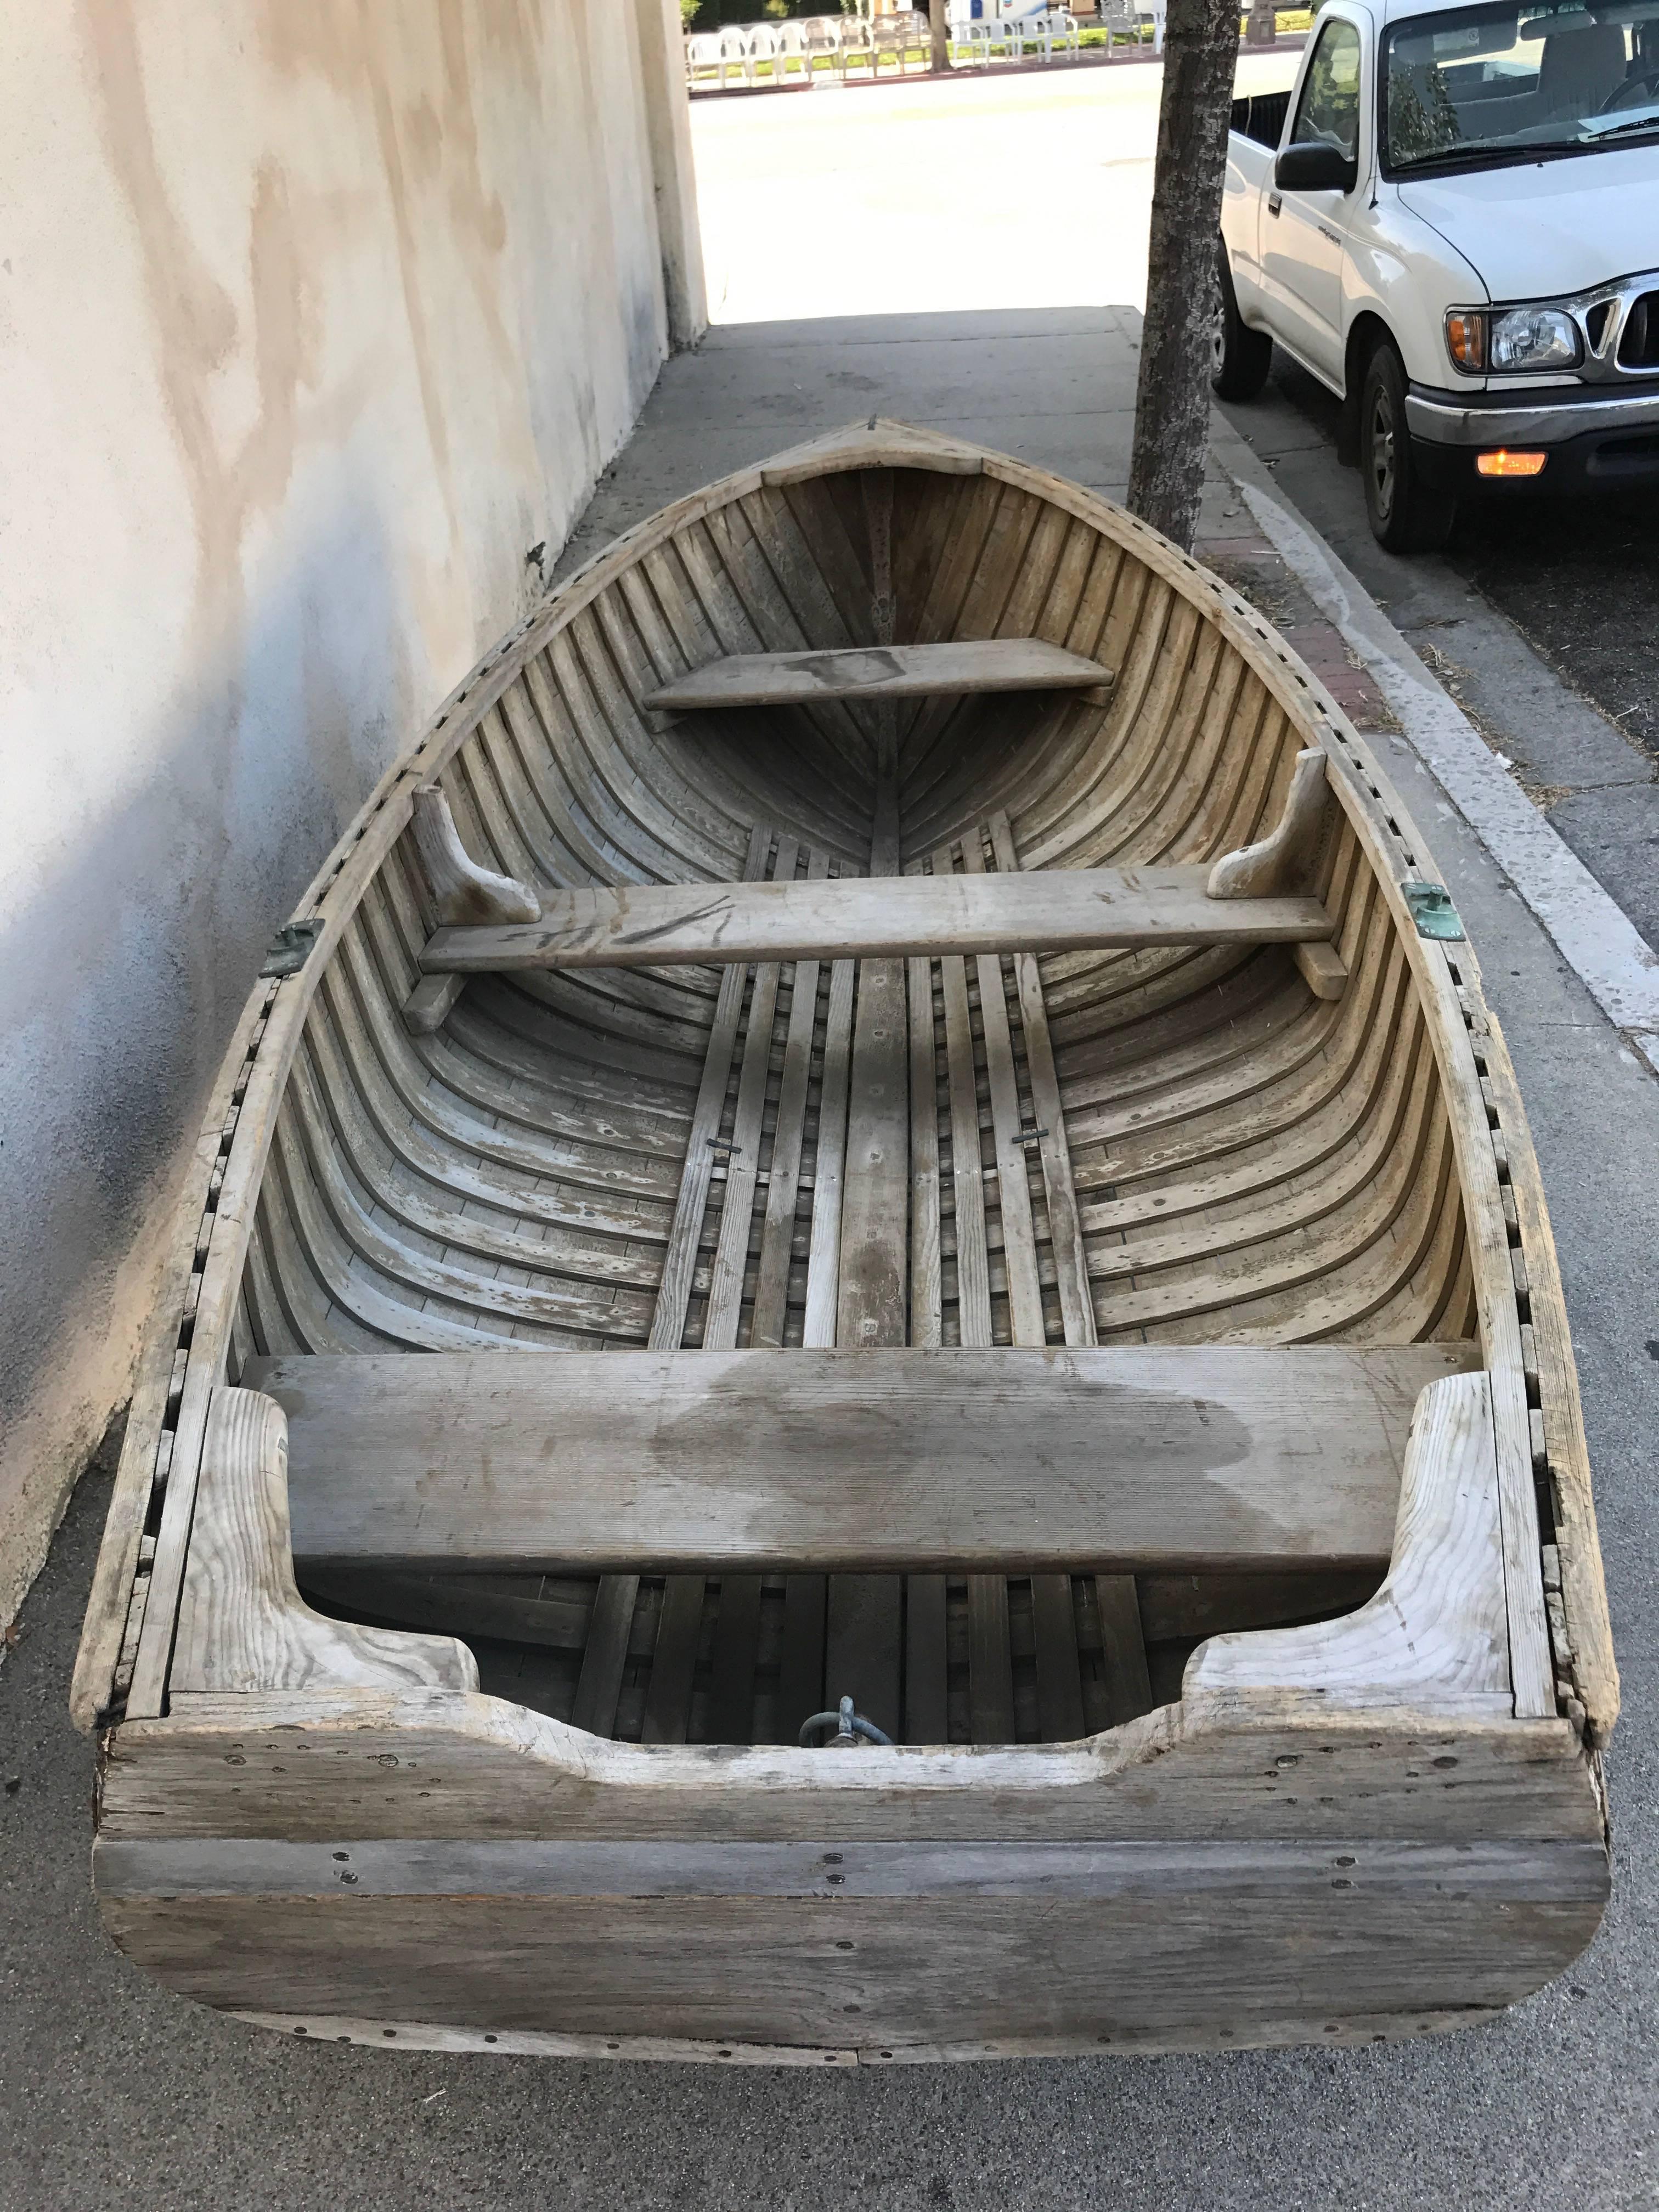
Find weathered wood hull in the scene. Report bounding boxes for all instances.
[76,422,1616,2058]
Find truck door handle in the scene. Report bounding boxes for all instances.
[1267,194,1282,217]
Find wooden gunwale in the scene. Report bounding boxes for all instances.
[81,420,1612,1785]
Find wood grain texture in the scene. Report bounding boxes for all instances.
[98,1833,1606,1904]
[84,418,1610,2053]
[70,983,273,1732]
[1095,1575,1155,1727]
[1319,742,1554,1718]
[399,972,467,1036]
[172,1390,475,1698]
[103,1687,1606,1847]
[986,811,1095,1348]
[1207,748,1331,898]
[646,823,771,1353]
[1188,1372,1508,1705]
[645,639,1111,710]
[1479,1009,1618,1740]
[410,785,540,925]
[422,869,1337,973]
[99,1876,1604,2053]
[836,960,910,1348]
[751,850,829,1347]
[803,953,856,1348]
[250,1344,1477,1574]
[1292,939,1349,1002]
[219,2001,1502,2063]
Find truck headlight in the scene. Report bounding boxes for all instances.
[1446,306,1582,375]
[1490,307,1580,371]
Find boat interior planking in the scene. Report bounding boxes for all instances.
[75,422,1617,2062]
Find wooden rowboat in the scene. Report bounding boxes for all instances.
[75,420,1617,2062]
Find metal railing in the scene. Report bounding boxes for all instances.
[684,6,1163,89]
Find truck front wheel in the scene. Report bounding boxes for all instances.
[1360,342,1457,553]
[1211,247,1273,402]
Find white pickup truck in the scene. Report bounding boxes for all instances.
[1215,0,1659,549]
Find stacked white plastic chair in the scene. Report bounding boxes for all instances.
[1095,0,1138,54]
[774,18,812,79]
[685,7,1001,90]
[744,20,781,81]
[946,4,989,62]
[801,15,842,78]
[949,2,1011,60]
[1028,7,1081,58]
[874,14,926,72]
[838,12,877,74]
[685,29,724,88]
[717,24,752,83]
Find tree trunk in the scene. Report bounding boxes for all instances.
[929,0,950,70]
[1125,0,1242,551]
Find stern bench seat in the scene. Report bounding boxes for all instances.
[244,1343,1480,1577]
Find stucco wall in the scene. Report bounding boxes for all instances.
[0,1,698,1627]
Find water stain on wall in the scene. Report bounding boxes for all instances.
[4,0,674,1624]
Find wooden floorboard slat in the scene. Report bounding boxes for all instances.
[569,1575,639,1738]
[968,1575,1016,1745]
[703,837,795,1348]
[825,1575,902,1744]
[904,1575,949,1746]
[802,951,856,1347]
[1096,1574,1154,1726]
[640,1576,705,1745]
[988,809,1097,1348]
[834,958,910,1348]
[751,850,827,1347]
[772,1573,827,1745]
[907,957,943,1348]
[936,843,993,1349]
[960,827,1046,1347]
[1031,1573,1086,1743]
[647,825,771,1351]
[704,1575,764,1745]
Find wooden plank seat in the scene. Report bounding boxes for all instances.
[643,639,1113,713]
[419,866,1337,976]
[246,1342,1479,1577]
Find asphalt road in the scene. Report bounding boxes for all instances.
[1453,489,1659,768]
[1220,360,1659,952]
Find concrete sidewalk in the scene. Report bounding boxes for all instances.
[5,309,1658,2212]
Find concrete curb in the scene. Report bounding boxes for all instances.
[1209,414,1659,1080]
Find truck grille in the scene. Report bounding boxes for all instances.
[1617,293,1659,371]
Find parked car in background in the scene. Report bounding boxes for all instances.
[1215,0,1659,550]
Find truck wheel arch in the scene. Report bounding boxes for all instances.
[1341,313,1394,462]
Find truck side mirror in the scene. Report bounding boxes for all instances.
[1274,142,1358,194]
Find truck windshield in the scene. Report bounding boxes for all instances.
[1384,0,1659,172]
